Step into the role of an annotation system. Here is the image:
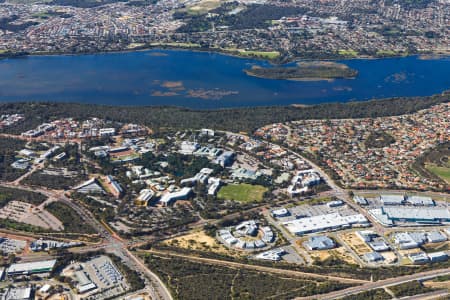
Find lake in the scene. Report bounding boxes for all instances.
[0,50,449,109]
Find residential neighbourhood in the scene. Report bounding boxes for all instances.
[0,0,448,58]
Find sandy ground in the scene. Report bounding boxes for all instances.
[307,247,357,265]
[380,251,397,264]
[340,232,372,255]
[163,230,242,257]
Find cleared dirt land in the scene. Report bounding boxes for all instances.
[163,230,243,257]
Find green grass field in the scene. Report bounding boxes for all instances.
[222,48,280,60]
[217,184,268,203]
[236,50,280,60]
[426,164,450,183]
[338,49,358,57]
[150,42,201,48]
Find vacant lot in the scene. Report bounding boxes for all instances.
[217,184,267,203]
[162,230,241,257]
[340,232,372,256]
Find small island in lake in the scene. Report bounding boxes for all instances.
[244,61,358,81]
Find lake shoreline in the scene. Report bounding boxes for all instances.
[1,45,449,65]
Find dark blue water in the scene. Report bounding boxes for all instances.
[0,50,449,108]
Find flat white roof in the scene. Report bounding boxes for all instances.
[8,259,57,274]
[382,206,450,221]
[282,213,367,235]
[6,287,31,299]
[160,187,192,204]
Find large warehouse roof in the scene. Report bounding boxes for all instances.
[7,259,57,275]
[382,206,450,222]
[282,213,368,235]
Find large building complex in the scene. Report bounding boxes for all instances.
[7,260,57,277]
[282,213,369,236]
[370,206,450,226]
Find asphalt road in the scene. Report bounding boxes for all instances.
[295,267,450,300]
[0,181,173,300]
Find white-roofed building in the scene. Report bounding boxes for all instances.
[353,196,368,205]
[363,252,384,263]
[380,195,405,205]
[428,252,448,262]
[282,213,368,236]
[271,208,290,218]
[7,259,57,276]
[304,235,336,250]
[408,252,429,264]
[207,177,221,196]
[406,196,435,206]
[368,241,390,252]
[4,287,32,300]
[287,169,321,195]
[255,248,286,261]
[74,178,105,194]
[99,128,116,136]
[159,187,192,206]
[426,231,447,243]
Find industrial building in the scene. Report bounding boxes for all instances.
[428,252,448,262]
[368,241,390,252]
[370,206,450,226]
[380,195,405,206]
[355,230,390,251]
[408,252,429,264]
[353,196,368,206]
[4,287,32,300]
[363,252,384,263]
[7,259,57,276]
[30,239,82,252]
[406,196,435,206]
[380,195,435,207]
[303,235,336,251]
[282,213,369,236]
[393,231,447,249]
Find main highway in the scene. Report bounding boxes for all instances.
[295,267,450,300]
